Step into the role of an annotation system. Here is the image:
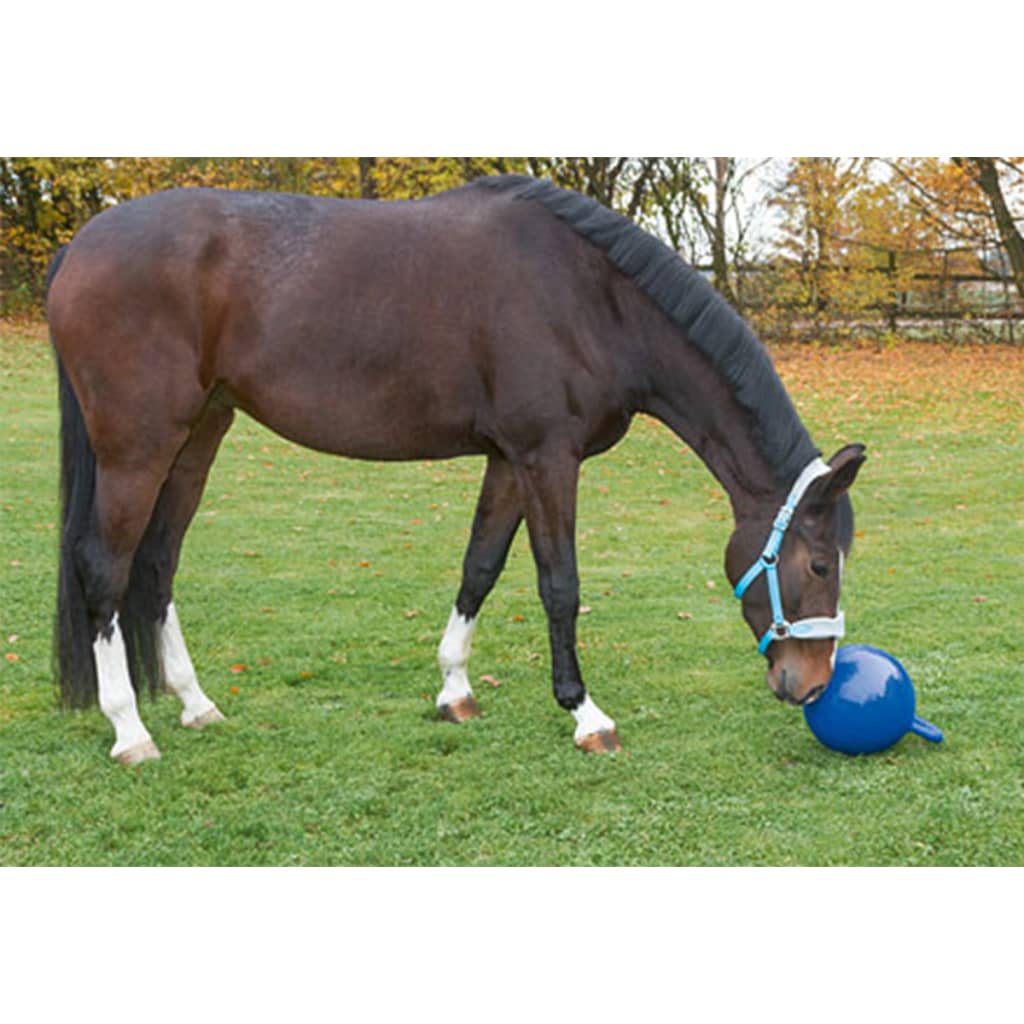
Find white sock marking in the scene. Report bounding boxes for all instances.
[572,694,616,742]
[95,614,154,758]
[437,608,476,708]
[158,602,219,725]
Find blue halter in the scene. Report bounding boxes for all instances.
[733,457,846,655]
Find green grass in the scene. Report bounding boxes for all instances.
[1,329,1022,865]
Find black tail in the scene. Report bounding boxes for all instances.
[51,245,162,708]
[54,336,100,708]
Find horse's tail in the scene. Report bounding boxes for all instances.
[51,247,100,708]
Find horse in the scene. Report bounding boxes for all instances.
[46,174,866,765]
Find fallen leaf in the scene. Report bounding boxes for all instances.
[7,635,17,644]
[512,614,525,622]
[230,664,247,674]
[705,579,717,590]
[358,560,371,568]
[403,609,419,619]
[480,674,502,688]
[229,685,241,695]
[677,611,693,620]
[5,652,19,663]
[972,595,988,604]
[579,606,592,615]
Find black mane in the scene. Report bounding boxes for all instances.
[475,174,819,487]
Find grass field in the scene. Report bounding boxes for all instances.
[1,325,1022,865]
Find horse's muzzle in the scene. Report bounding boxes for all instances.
[766,641,834,705]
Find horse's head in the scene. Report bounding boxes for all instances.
[726,444,866,706]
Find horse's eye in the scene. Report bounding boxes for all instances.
[811,561,829,579]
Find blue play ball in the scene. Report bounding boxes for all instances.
[803,644,944,755]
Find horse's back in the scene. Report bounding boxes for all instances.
[48,183,637,462]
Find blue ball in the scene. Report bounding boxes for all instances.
[803,644,944,755]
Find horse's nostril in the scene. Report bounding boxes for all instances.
[775,668,791,701]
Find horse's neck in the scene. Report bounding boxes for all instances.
[638,323,783,521]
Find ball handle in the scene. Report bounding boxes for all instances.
[910,715,944,744]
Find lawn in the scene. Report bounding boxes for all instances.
[1,325,1022,865]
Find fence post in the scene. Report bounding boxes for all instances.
[887,250,898,331]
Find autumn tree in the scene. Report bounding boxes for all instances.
[0,158,114,313]
[368,157,522,200]
[955,157,1024,303]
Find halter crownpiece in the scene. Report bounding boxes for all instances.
[733,457,846,655]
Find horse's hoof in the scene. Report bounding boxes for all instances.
[183,706,226,730]
[575,729,622,754]
[114,739,161,765]
[438,695,481,724]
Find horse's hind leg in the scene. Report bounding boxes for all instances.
[437,456,522,722]
[140,397,235,728]
[513,446,620,753]
[88,451,189,764]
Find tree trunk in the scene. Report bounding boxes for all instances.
[961,157,1024,303]
[359,157,378,200]
[711,158,737,307]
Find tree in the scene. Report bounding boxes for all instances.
[767,158,904,337]
[0,158,114,313]
[956,157,1024,303]
[645,157,772,308]
[525,157,656,219]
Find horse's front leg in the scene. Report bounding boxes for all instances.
[514,447,621,754]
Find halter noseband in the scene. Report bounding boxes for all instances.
[733,457,846,655]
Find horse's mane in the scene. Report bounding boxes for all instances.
[473,174,819,488]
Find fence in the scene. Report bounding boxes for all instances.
[701,263,1024,343]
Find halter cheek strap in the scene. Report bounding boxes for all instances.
[733,457,846,655]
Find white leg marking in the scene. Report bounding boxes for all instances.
[159,602,222,727]
[572,694,616,743]
[95,614,157,760]
[437,608,476,708]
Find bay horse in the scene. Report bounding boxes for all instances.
[46,174,865,765]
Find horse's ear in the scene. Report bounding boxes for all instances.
[819,444,866,502]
